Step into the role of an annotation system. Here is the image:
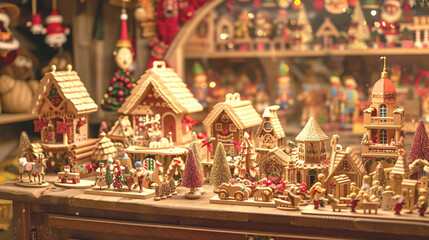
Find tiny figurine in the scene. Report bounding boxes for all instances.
[182,149,203,199]
[134,161,145,193]
[376,0,402,47]
[361,175,371,193]
[193,62,210,108]
[154,183,161,201]
[381,186,396,211]
[217,183,251,201]
[234,10,253,39]
[58,165,79,184]
[327,194,347,212]
[350,192,359,212]
[275,62,294,111]
[44,10,70,48]
[273,10,291,42]
[326,74,342,122]
[253,187,273,202]
[235,131,259,181]
[95,162,107,189]
[341,76,358,123]
[254,11,272,39]
[105,158,114,189]
[313,186,326,210]
[415,195,427,217]
[17,157,47,186]
[392,189,407,215]
[169,178,177,195]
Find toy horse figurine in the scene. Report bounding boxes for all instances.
[18,157,32,182]
[18,157,47,185]
[142,161,164,188]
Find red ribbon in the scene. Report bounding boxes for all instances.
[232,141,242,153]
[197,133,208,139]
[201,139,212,152]
[182,117,198,132]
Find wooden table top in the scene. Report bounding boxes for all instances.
[0,176,428,240]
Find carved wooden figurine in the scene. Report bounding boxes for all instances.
[17,156,48,187]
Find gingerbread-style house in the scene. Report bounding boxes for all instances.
[118,61,203,145]
[326,135,365,195]
[255,106,285,150]
[257,147,293,181]
[361,58,405,173]
[294,117,330,187]
[203,93,262,159]
[107,115,134,145]
[28,65,99,175]
[29,65,98,145]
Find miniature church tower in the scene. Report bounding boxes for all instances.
[294,116,330,187]
[361,57,405,173]
[255,105,285,150]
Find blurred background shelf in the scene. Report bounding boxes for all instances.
[0,114,37,125]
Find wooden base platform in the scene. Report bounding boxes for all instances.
[85,187,155,199]
[15,181,49,188]
[210,196,276,208]
[301,204,429,223]
[54,180,94,189]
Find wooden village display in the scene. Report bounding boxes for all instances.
[11,57,429,222]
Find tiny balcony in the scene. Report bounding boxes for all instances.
[363,108,404,128]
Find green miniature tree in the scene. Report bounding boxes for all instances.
[374,162,385,187]
[209,142,231,188]
[105,167,114,189]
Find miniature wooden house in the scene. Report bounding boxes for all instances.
[118,61,203,145]
[401,179,418,212]
[203,93,262,159]
[315,18,340,49]
[29,65,98,145]
[257,147,292,181]
[326,136,365,191]
[329,174,351,198]
[107,115,134,145]
[294,117,330,187]
[361,62,405,173]
[255,106,285,150]
[185,12,216,54]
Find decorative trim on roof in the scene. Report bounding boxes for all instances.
[203,93,262,129]
[256,105,285,139]
[118,61,203,115]
[29,65,98,116]
[295,117,329,142]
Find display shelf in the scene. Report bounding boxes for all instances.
[0,113,37,125]
[184,48,429,59]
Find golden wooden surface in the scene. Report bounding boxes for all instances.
[0,178,427,239]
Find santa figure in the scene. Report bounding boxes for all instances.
[44,11,70,48]
[0,3,20,65]
[377,0,402,47]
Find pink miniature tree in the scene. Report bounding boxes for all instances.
[409,120,429,163]
[182,149,203,199]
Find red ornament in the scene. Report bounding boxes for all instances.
[110,78,115,84]
[117,90,124,96]
[126,83,132,89]
[119,97,124,102]
[107,99,112,104]
[124,78,130,83]
[120,77,124,81]
[108,92,112,96]
[119,82,124,86]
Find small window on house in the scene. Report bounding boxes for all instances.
[342,160,349,170]
[380,104,387,117]
[229,125,237,132]
[215,123,222,131]
[230,147,235,155]
[380,129,387,144]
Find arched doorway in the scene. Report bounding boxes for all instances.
[162,113,176,142]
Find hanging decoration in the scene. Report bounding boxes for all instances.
[134,0,156,37]
[75,118,87,134]
[27,0,44,34]
[182,117,198,132]
[377,0,402,48]
[44,0,70,48]
[347,0,369,50]
[0,3,20,66]
[101,3,136,112]
[324,0,349,14]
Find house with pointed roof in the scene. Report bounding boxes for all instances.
[255,106,285,150]
[203,93,262,159]
[390,153,410,194]
[118,61,203,145]
[107,115,134,145]
[92,132,118,165]
[294,116,330,187]
[325,135,365,195]
[316,17,340,49]
[256,147,296,182]
[29,65,98,145]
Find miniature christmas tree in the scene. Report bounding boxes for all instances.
[236,132,258,181]
[182,149,203,199]
[190,139,204,180]
[105,159,114,189]
[409,120,429,163]
[112,161,124,189]
[293,4,313,50]
[18,131,30,157]
[374,162,385,186]
[209,142,231,189]
[347,0,369,50]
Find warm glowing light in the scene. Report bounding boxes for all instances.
[209,81,216,88]
[290,19,296,25]
[294,0,300,6]
[371,10,377,16]
[382,21,386,27]
[220,33,229,40]
[248,13,254,19]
